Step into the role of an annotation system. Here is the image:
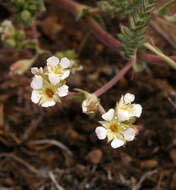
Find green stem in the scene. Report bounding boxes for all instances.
[144,42,176,69]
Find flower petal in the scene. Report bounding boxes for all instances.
[119,96,124,107]
[102,108,114,121]
[82,100,88,113]
[31,67,39,74]
[111,138,124,148]
[2,20,12,26]
[31,90,41,104]
[60,57,71,68]
[47,56,59,67]
[118,109,130,121]
[41,100,56,107]
[58,85,69,97]
[124,93,135,104]
[95,126,107,140]
[133,104,142,117]
[122,128,136,141]
[60,70,70,79]
[31,75,43,90]
[31,67,43,75]
[48,73,60,85]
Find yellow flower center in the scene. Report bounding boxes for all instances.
[109,122,119,133]
[45,88,54,98]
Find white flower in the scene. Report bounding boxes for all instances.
[117,93,142,122]
[95,108,137,148]
[31,75,69,107]
[57,85,69,97]
[46,56,71,85]
[31,75,43,90]
[122,128,136,141]
[102,108,114,121]
[111,138,124,149]
[31,67,43,75]
[95,126,107,140]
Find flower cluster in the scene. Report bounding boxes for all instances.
[31,56,71,107]
[95,93,142,148]
[0,20,25,48]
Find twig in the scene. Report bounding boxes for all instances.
[31,139,73,157]
[94,56,136,97]
[133,170,157,190]
[155,171,164,190]
[49,171,65,190]
[77,32,91,55]
[150,20,176,49]
[21,116,42,142]
[0,153,47,177]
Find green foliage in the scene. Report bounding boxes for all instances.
[98,0,151,18]
[4,29,25,49]
[11,0,45,27]
[155,0,174,16]
[117,0,154,58]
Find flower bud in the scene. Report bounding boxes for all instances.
[21,10,32,25]
[15,30,25,41]
[76,89,100,115]
[10,58,34,75]
[5,38,16,48]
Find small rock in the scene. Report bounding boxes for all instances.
[76,164,87,171]
[86,149,102,164]
[170,149,176,164]
[140,159,158,168]
[96,44,104,53]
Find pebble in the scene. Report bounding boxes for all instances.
[86,149,102,165]
[140,159,158,168]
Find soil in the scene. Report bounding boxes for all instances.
[0,1,176,190]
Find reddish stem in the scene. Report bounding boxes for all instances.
[140,52,176,64]
[50,0,86,16]
[51,0,176,65]
[94,57,135,97]
[31,24,38,40]
[50,0,121,54]
[86,18,121,54]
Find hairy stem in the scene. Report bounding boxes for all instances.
[139,51,176,64]
[94,56,136,97]
[50,0,176,66]
[86,18,121,54]
[50,0,87,16]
